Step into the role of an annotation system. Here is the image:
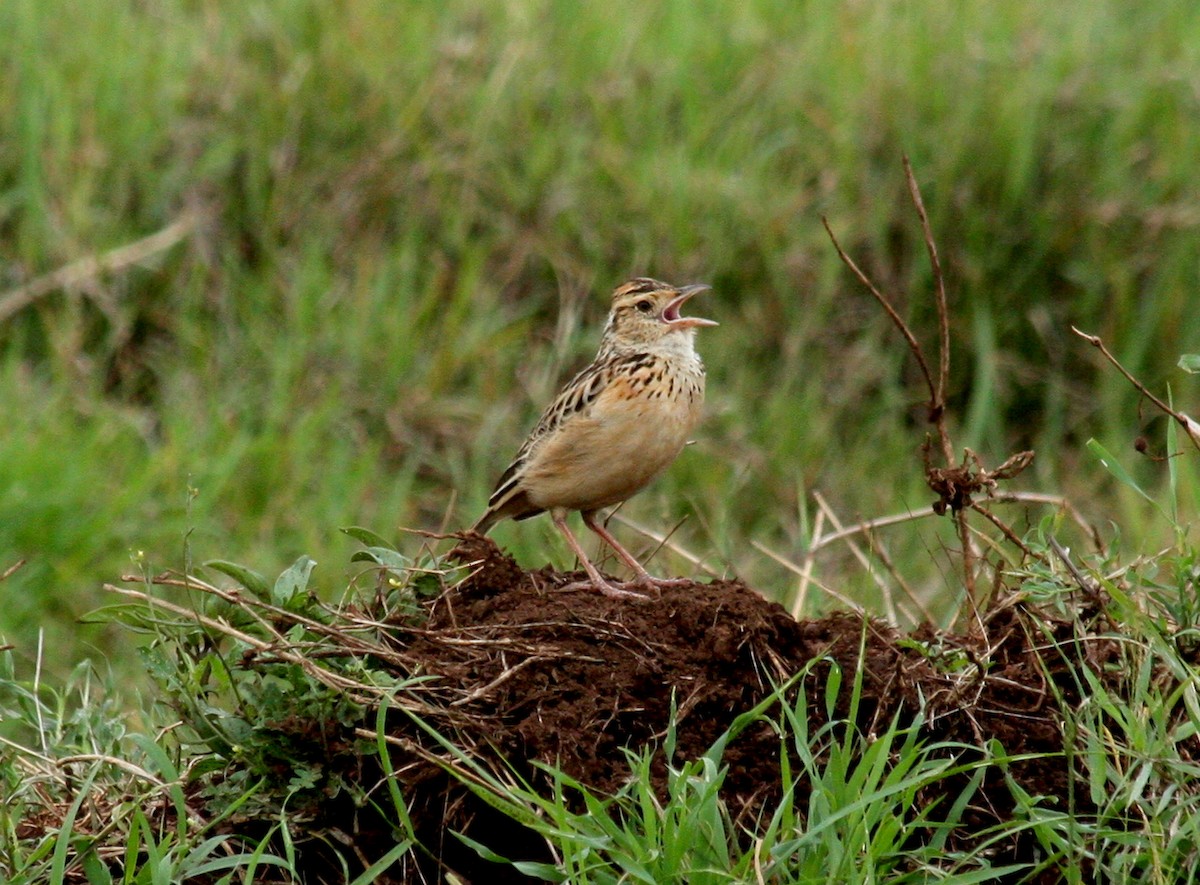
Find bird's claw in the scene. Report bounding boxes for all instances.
[630,574,692,590]
[559,578,648,599]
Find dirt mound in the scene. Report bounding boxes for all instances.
[304,535,1124,883]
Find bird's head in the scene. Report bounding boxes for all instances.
[602,277,717,347]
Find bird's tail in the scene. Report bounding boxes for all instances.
[472,508,500,536]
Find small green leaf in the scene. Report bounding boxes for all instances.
[350,547,411,570]
[1178,353,1200,374]
[78,603,158,626]
[340,525,394,549]
[410,571,444,599]
[512,861,569,880]
[204,560,271,600]
[452,830,512,863]
[273,555,317,605]
[346,841,417,885]
[80,847,113,885]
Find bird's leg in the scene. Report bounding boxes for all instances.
[552,509,645,598]
[581,510,691,589]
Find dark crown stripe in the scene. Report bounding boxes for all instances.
[618,277,669,295]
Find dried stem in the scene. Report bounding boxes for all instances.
[105,583,385,706]
[861,522,932,624]
[1,559,25,582]
[751,540,864,613]
[899,162,975,595]
[1071,325,1200,453]
[0,213,202,324]
[820,160,1053,612]
[903,155,954,464]
[609,511,722,576]
[790,506,826,619]
[821,216,939,412]
[970,502,1034,558]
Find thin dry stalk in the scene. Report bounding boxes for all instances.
[1,559,26,582]
[812,491,901,625]
[104,584,385,706]
[450,655,548,707]
[956,506,978,603]
[822,170,979,601]
[766,489,1085,625]
[0,213,201,324]
[121,571,406,663]
[1072,325,1200,453]
[820,216,939,411]
[861,523,935,624]
[609,510,723,576]
[1047,536,1108,611]
[751,539,863,612]
[903,155,953,462]
[791,506,827,619]
[991,491,1101,551]
[970,503,1034,558]
[806,507,936,554]
[56,754,166,786]
[821,159,1044,611]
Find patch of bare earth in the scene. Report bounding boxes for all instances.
[271,534,1143,884]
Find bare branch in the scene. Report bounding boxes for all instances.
[824,160,1046,616]
[969,502,1036,560]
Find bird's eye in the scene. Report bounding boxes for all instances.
[636,300,653,313]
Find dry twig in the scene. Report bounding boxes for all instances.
[1072,325,1200,453]
[903,155,954,463]
[0,213,202,325]
[820,157,1043,613]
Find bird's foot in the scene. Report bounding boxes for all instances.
[560,577,648,599]
[628,574,693,591]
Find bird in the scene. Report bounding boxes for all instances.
[473,277,717,598]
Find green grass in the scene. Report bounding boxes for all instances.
[446,679,1004,883]
[8,4,1200,876]
[3,0,1200,666]
[7,526,1200,882]
[0,654,300,884]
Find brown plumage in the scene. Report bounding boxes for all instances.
[474,277,716,597]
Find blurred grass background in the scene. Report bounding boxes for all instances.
[3,0,1199,678]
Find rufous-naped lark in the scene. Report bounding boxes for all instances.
[474,278,717,597]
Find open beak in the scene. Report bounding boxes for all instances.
[661,284,718,329]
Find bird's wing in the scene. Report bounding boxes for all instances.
[523,360,612,448]
[479,353,646,525]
